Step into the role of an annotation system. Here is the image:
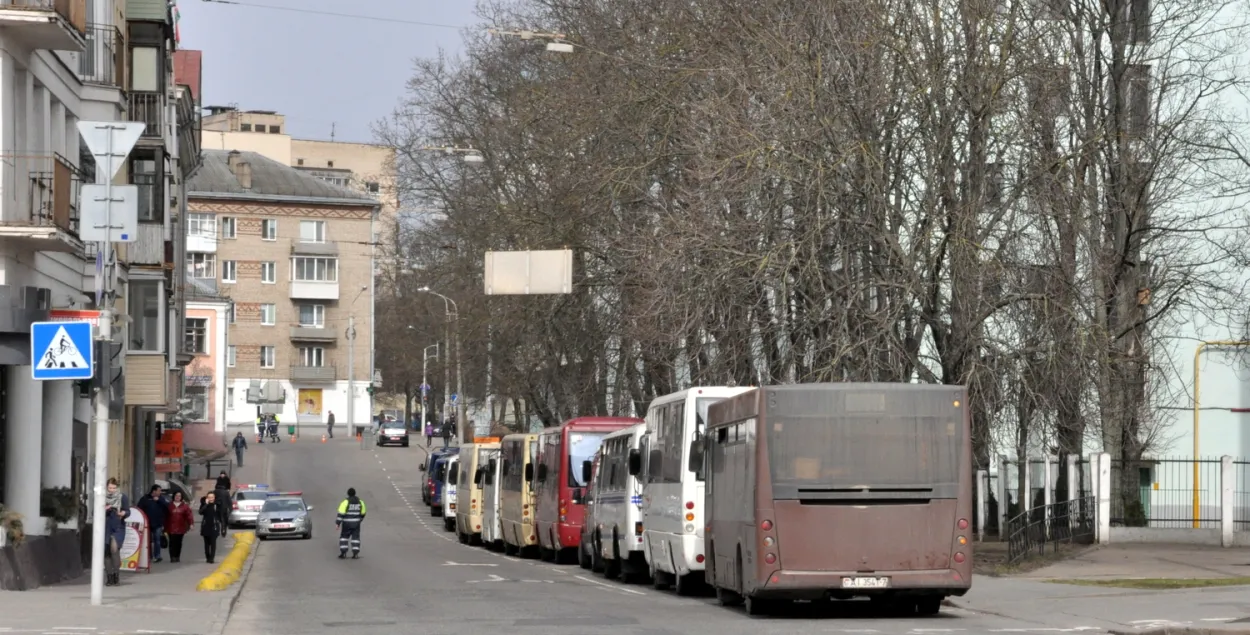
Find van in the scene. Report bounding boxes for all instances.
[455,441,501,544]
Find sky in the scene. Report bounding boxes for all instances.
[175,0,480,144]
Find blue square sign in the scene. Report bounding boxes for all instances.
[31,321,94,380]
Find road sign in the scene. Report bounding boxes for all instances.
[49,309,101,327]
[79,184,137,242]
[450,393,458,404]
[31,321,94,380]
[77,121,144,179]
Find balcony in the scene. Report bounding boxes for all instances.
[175,86,201,177]
[0,0,86,51]
[290,281,339,301]
[0,153,82,253]
[128,92,164,140]
[290,364,336,383]
[290,326,336,342]
[77,23,122,87]
[290,240,338,256]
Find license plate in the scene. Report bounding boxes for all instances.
[841,576,889,588]
[271,523,292,529]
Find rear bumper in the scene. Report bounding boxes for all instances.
[556,523,581,548]
[755,568,970,600]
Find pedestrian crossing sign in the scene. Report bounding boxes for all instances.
[31,321,94,380]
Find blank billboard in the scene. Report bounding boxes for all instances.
[484,249,573,295]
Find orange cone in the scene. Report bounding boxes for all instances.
[321,434,327,443]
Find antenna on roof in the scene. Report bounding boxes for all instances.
[330,122,336,142]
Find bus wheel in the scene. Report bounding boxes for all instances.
[578,541,592,569]
[675,571,701,596]
[539,545,554,561]
[716,586,743,606]
[916,596,942,616]
[504,541,517,556]
[651,566,672,590]
[744,595,772,616]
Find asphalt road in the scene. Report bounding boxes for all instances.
[218,437,1165,635]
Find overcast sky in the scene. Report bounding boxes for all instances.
[176,0,478,143]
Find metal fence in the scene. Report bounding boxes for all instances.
[1005,496,1096,564]
[1108,457,1222,528]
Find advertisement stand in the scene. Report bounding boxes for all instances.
[120,508,151,573]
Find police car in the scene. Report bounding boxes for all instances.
[229,484,272,527]
[255,491,314,540]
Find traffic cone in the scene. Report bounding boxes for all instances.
[321,434,327,443]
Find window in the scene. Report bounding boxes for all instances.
[298,304,325,327]
[366,181,380,194]
[220,217,236,239]
[302,169,350,187]
[221,260,237,283]
[260,304,276,325]
[259,346,275,368]
[261,261,276,283]
[127,280,162,352]
[261,219,277,240]
[1130,0,1150,42]
[327,160,334,168]
[187,253,216,278]
[227,387,235,409]
[184,386,208,421]
[186,213,215,237]
[184,318,207,354]
[299,220,326,243]
[292,257,337,282]
[298,346,325,367]
[269,125,282,134]
[1126,64,1152,137]
[227,345,236,367]
[241,123,252,132]
[297,158,305,166]
[131,46,159,92]
[133,158,159,222]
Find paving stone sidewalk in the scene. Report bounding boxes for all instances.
[0,447,272,635]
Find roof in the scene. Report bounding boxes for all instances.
[188,149,378,206]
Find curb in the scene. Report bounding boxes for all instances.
[203,531,261,635]
[1109,630,1250,635]
[196,531,256,591]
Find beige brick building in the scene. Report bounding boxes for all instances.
[186,149,379,430]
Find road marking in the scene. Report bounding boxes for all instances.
[1201,618,1238,622]
[575,574,646,596]
[51,630,97,632]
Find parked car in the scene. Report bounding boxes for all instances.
[376,419,409,447]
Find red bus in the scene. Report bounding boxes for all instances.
[697,383,972,615]
[534,416,642,563]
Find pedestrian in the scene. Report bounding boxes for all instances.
[232,432,247,467]
[166,491,193,562]
[326,410,335,439]
[214,470,231,492]
[335,487,367,559]
[102,477,129,586]
[137,484,169,563]
[199,491,224,563]
[441,417,453,448]
[213,479,231,531]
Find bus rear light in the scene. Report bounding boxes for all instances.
[696,554,705,563]
[685,524,695,533]
[559,507,567,516]
[761,519,773,531]
[953,552,965,563]
[957,518,968,530]
[449,503,456,510]
[635,522,643,535]
[685,501,695,510]
[958,535,967,545]
[685,513,695,521]
[560,515,568,523]
[763,536,774,547]
[764,553,776,564]
[475,524,481,530]
[523,510,529,516]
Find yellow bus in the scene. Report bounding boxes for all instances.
[455,441,500,544]
[499,433,540,556]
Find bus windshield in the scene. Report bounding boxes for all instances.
[766,415,961,494]
[567,432,606,487]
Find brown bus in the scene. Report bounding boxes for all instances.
[694,383,972,615]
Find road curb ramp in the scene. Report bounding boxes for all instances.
[196,532,256,592]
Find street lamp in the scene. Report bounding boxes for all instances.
[487,28,575,53]
[417,286,463,442]
[421,342,439,436]
[346,285,369,437]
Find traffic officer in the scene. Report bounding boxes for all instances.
[335,487,367,559]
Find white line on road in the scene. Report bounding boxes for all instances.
[444,560,498,566]
[575,574,646,596]
[51,630,97,632]
[1201,618,1238,622]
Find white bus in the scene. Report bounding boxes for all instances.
[585,423,647,582]
[640,386,753,594]
[478,448,504,551]
[442,455,460,532]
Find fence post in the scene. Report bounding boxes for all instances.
[997,454,1009,540]
[1043,457,1053,540]
[1222,455,1234,547]
[1066,455,1078,533]
[1097,452,1111,544]
[976,469,987,541]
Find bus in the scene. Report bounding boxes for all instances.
[499,433,540,556]
[535,416,642,563]
[479,448,504,550]
[442,455,460,532]
[455,441,501,545]
[578,449,604,570]
[640,386,753,595]
[587,423,647,581]
[698,383,973,616]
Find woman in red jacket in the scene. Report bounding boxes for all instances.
[166,491,195,562]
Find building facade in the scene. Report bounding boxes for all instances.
[186,150,378,432]
[184,291,229,434]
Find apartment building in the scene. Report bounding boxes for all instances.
[186,150,379,432]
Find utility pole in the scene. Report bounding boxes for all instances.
[77,121,144,607]
[421,343,438,434]
[455,321,464,440]
[347,315,356,436]
[442,315,450,437]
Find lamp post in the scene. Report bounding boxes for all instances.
[418,286,462,441]
[421,343,439,436]
[346,286,369,437]
[486,28,575,52]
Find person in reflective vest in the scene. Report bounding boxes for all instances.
[336,487,367,559]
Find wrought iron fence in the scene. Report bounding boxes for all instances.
[1109,457,1221,528]
[1005,496,1095,564]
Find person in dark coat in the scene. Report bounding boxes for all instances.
[212,481,231,532]
[214,470,231,492]
[102,477,129,586]
[137,485,170,562]
[199,492,224,563]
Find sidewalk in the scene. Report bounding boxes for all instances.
[0,445,273,635]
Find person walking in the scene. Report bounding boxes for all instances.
[231,432,247,467]
[335,487,367,559]
[214,470,231,492]
[326,410,335,439]
[137,484,170,563]
[441,417,454,448]
[425,422,433,448]
[102,477,129,586]
[166,491,193,562]
[199,491,224,563]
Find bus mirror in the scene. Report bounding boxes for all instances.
[537,464,548,481]
[582,460,593,483]
[524,463,534,482]
[688,444,704,473]
[628,449,641,476]
[474,468,484,485]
